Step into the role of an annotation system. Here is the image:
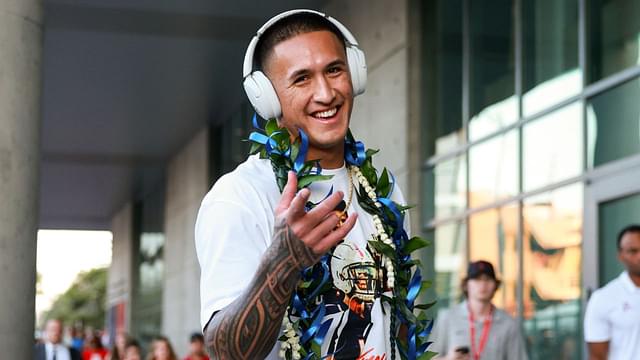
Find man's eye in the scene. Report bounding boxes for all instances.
[294,75,309,84]
[328,67,342,74]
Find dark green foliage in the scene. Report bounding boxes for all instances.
[42,267,107,329]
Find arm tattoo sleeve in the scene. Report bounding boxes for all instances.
[204,218,320,359]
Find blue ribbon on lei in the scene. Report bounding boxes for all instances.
[344,135,366,166]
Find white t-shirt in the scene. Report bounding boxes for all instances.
[584,271,640,360]
[195,154,408,359]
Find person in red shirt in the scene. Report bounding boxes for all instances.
[183,333,209,360]
[82,332,108,360]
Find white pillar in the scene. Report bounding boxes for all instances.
[0,0,43,355]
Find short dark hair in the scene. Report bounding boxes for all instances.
[255,12,346,71]
[617,224,640,250]
[190,332,204,343]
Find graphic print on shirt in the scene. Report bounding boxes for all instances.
[323,239,387,359]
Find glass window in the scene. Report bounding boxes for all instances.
[469,204,519,315]
[588,0,640,83]
[433,221,467,310]
[425,155,467,223]
[469,130,519,208]
[523,102,583,191]
[523,0,581,116]
[587,76,640,167]
[468,0,517,141]
[523,184,583,360]
[423,0,464,156]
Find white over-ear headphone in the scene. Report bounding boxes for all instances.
[242,9,367,120]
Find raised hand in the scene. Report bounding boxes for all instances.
[275,171,358,256]
[205,171,358,360]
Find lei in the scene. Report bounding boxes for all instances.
[248,115,436,360]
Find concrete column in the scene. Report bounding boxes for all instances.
[0,0,43,355]
[163,129,209,355]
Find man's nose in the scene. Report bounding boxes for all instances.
[312,75,335,104]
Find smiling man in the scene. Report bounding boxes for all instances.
[195,9,409,360]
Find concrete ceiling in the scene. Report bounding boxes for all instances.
[40,0,325,230]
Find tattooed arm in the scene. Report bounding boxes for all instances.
[204,172,357,360]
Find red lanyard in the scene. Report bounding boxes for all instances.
[467,303,494,360]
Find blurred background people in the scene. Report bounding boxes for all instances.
[82,331,108,360]
[34,319,81,360]
[106,331,131,360]
[182,333,209,360]
[122,339,142,360]
[69,325,84,352]
[584,224,640,360]
[147,336,177,360]
[431,261,528,360]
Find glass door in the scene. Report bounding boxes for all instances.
[584,164,640,291]
[583,161,640,358]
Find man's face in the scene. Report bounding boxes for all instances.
[45,320,63,344]
[618,231,640,276]
[466,274,498,302]
[264,30,354,161]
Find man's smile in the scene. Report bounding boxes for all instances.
[310,105,342,122]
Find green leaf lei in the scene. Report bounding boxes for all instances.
[248,119,437,360]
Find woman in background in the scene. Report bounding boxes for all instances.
[147,336,178,360]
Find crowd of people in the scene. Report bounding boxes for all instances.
[34,319,210,360]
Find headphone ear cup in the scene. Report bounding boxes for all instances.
[243,71,282,119]
[346,46,367,96]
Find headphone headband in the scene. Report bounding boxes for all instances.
[242,9,360,78]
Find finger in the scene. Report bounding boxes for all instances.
[306,191,344,222]
[301,212,341,246]
[312,212,358,254]
[287,187,310,220]
[275,171,297,215]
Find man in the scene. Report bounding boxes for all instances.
[34,319,81,360]
[195,9,409,360]
[584,224,640,360]
[183,333,209,360]
[430,261,528,360]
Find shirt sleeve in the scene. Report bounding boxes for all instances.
[429,308,450,357]
[584,290,611,342]
[195,197,270,330]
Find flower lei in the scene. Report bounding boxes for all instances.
[248,115,436,360]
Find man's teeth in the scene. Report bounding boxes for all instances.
[314,108,337,118]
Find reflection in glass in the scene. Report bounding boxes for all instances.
[588,0,640,83]
[424,0,464,156]
[469,130,519,208]
[468,0,516,141]
[469,204,519,315]
[433,222,467,309]
[587,76,640,167]
[522,0,580,116]
[523,184,583,360]
[427,155,466,221]
[523,102,583,191]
